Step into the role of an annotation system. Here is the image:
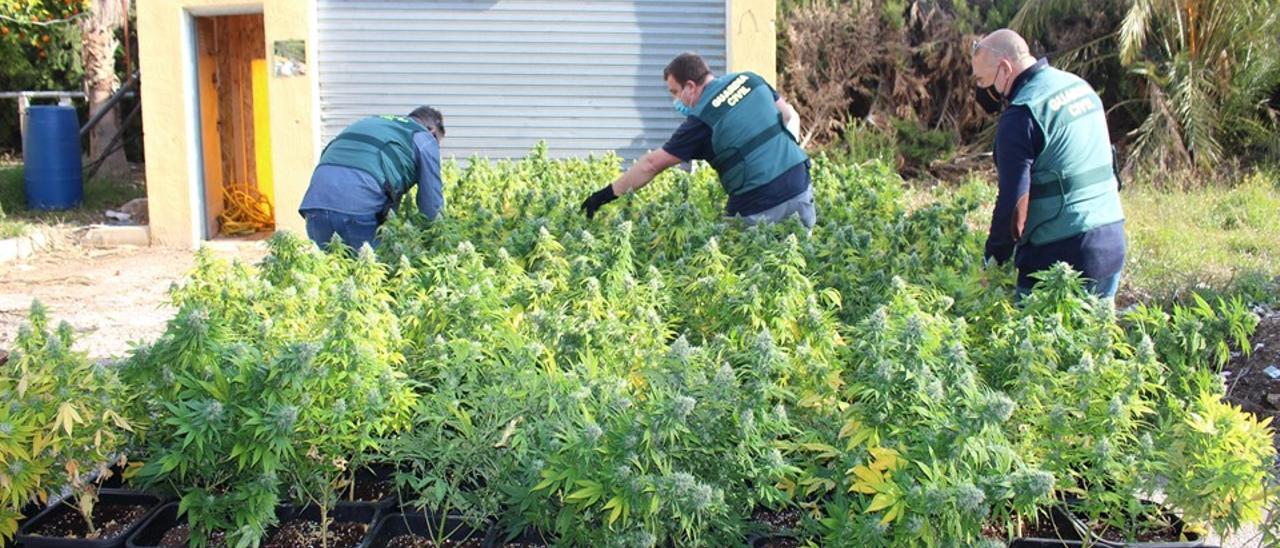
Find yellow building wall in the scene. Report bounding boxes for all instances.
[141,0,769,247]
[262,0,316,239]
[139,0,314,247]
[727,0,778,85]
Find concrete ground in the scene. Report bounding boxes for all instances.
[0,229,267,359]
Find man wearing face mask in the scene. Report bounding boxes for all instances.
[580,52,813,227]
[971,29,1126,300]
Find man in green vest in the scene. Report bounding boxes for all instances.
[971,29,1126,300]
[580,52,815,228]
[299,106,446,250]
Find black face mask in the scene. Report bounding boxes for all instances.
[975,85,1004,114]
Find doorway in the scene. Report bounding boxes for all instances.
[195,13,275,239]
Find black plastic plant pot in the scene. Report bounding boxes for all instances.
[124,503,180,548]
[1009,538,1088,548]
[275,502,384,525]
[364,512,489,548]
[747,533,804,548]
[482,524,554,548]
[263,502,382,548]
[16,490,164,548]
[342,464,399,510]
[1059,500,1217,548]
[16,499,56,539]
[1008,504,1088,547]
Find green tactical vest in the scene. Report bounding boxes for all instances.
[1009,66,1124,246]
[318,115,427,202]
[691,72,809,196]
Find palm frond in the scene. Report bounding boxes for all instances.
[1170,56,1224,167]
[1118,0,1156,64]
[1129,83,1192,171]
[1052,34,1118,79]
[1010,0,1085,43]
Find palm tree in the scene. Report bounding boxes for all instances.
[80,0,128,177]
[1012,0,1280,172]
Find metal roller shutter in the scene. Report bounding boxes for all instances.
[316,0,727,161]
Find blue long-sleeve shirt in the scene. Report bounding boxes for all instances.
[986,59,1126,288]
[299,131,443,220]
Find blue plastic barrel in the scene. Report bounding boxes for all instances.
[23,105,83,210]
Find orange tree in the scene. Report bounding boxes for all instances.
[0,1,87,152]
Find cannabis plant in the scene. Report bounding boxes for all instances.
[1160,391,1276,538]
[807,281,1052,546]
[1,301,133,541]
[130,234,415,548]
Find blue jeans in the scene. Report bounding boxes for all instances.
[303,209,380,251]
[1016,270,1123,302]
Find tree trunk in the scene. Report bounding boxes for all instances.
[81,0,129,179]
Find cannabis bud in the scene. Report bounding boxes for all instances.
[715,363,736,386]
[1136,335,1156,363]
[755,328,776,355]
[766,448,785,469]
[689,483,716,512]
[183,307,210,335]
[295,342,320,367]
[983,392,1016,424]
[584,422,604,445]
[668,335,692,363]
[1094,438,1113,461]
[1011,469,1054,501]
[946,341,968,367]
[672,395,697,420]
[903,314,925,345]
[204,400,225,422]
[773,403,788,423]
[1108,395,1124,417]
[955,482,986,513]
[272,405,299,433]
[868,307,889,335]
[625,530,657,548]
[1069,353,1096,376]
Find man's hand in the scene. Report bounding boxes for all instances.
[580,184,617,219]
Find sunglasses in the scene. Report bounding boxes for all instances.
[970,38,1015,58]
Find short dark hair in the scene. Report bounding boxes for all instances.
[663,52,711,85]
[408,106,445,137]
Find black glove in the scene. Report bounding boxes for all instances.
[580,185,617,219]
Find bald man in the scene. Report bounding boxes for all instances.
[970,29,1126,300]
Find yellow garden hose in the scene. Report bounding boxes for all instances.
[218,185,274,236]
